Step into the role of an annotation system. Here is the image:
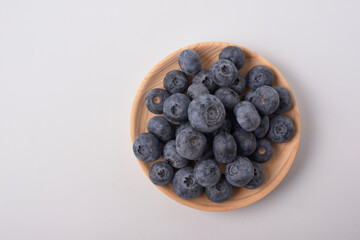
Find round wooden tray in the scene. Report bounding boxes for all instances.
[130,42,300,211]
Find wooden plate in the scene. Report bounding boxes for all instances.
[130,42,300,211]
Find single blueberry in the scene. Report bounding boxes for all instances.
[214,87,240,110]
[245,161,265,189]
[267,115,295,143]
[175,122,192,137]
[225,156,254,187]
[243,91,255,102]
[246,65,274,90]
[175,126,207,160]
[219,46,245,70]
[178,49,201,75]
[273,86,293,114]
[252,115,269,138]
[251,138,273,163]
[149,162,174,186]
[145,88,170,114]
[163,93,191,125]
[133,133,162,162]
[187,83,209,100]
[233,128,257,156]
[210,59,238,87]
[172,167,204,199]
[230,73,246,94]
[163,70,189,94]
[233,101,261,132]
[205,175,233,203]
[251,86,280,115]
[192,69,218,93]
[188,94,226,133]
[147,116,174,142]
[213,131,237,164]
[194,159,221,187]
[163,140,189,169]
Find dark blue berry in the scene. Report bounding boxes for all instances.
[233,128,257,156]
[192,69,218,93]
[253,115,269,138]
[230,73,246,94]
[163,70,189,94]
[205,175,233,203]
[213,131,237,164]
[133,133,162,162]
[145,88,170,114]
[251,138,273,163]
[210,59,238,87]
[267,115,295,143]
[175,122,191,137]
[251,86,280,115]
[163,93,191,125]
[163,140,189,169]
[214,87,240,110]
[219,46,245,70]
[187,83,209,100]
[246,65,274,90]
[147,116,174,142]
[178,49,201,75]
[149,162,174,186]
[194,159,221,187]
[245,161,265,189]
[188,94,226,133]
[225,156,254,187]
[273,86,293,114]
[175,126,207,160]
[172,167,204,199]
[233,101,261,132]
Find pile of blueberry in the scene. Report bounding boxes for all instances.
[133,46,295,203]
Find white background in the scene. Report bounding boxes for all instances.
[1,0,360,239]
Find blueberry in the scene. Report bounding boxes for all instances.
[251,138,273,163]
[243,91,255,102]
[210,59,238,87]
[163,70,189,94]
[178,49,201,75]
[267,115,295,143]
[147,116,174,142]
[175,126,207,160]
[175,122,191,137]
[214,87,240,110]
[172,167,204,199]
[252,115,269,138]
[251,86,280,115]
[133,133,162,162]
[149,162,174,186]
[233,128,257,156]
[187,83,209,100]
[213,131,237,164]
[145,88,170,114]
[212,118,232,137]
[246,65,274,90]
[194,159,221,187]
[194,136,214,161]
[163,93,191,125]
[188,94,226,133]
[245,161,265,189]
[230,73,246,94]
[233,101,261,132]
[163,140,189,169]
[192,69,218,93]
[219,46,245,70]
[225,156,254,187]
[205,175,233,203]
[273,86,293,114]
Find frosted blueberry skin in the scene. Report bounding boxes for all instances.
[230,73,246,94]
[178,49,201,75]
[210,59,238,87]
[194,159,221,187]
[187,83,209,100]
[251,86,280,115]
[175,126,207,160]
[205,175,233,203]
[213,131,237,164]
[252,115,269,139]
[245,161,265,189]
[133,133,162,162]
[251,138,274,163]
[188,94,226,133]
[215,87,240,110]
[147,116,174,142]
[175,122,192,137]
[225,156,254,187]
[233,101,261,132]
[149,162,174,186]
[233,128,257,156]
[243,91,255,102]
[246,65,274,90]
[163,140,189,169]
[172,167,204,199]
[163,93,191,125]
[219,46,245,70]
[273,86,293,114]
[192,69,218,93]
[163,70,189,94]
[145,88,170,114]
[267,115,295,143]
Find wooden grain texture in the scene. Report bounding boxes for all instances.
[130,42,300,211]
